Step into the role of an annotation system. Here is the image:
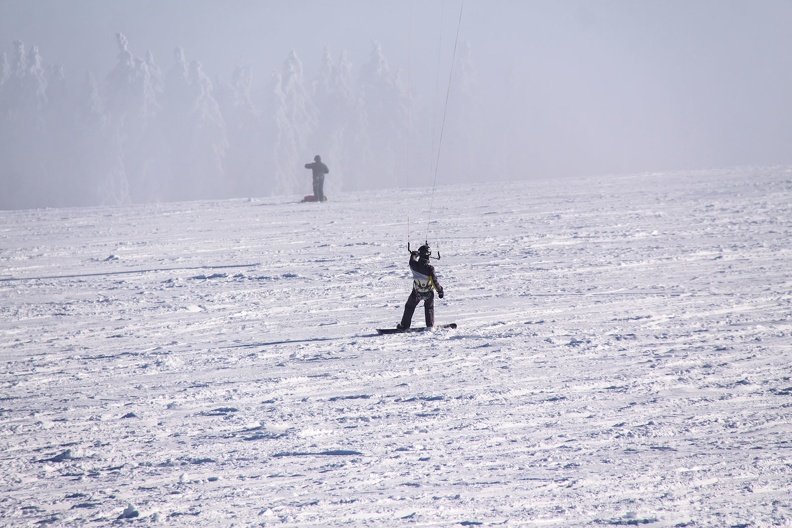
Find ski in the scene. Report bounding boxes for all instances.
[376,323,457,335]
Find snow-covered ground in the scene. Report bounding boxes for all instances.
[1,167,791,527]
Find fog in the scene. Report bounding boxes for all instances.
[1,0,791,209]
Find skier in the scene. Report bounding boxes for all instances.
[304,155,329,202]
[397,243,445,330]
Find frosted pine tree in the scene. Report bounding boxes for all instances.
[161,47,192,200]
[0,52,8,87]
[217,64,261,197]
[334,51,372,192]
[131,50,167,202]
[101,37,133,205]
[74,72,123,206]
[311,48,342,191]
[264,50,317,196]
[0,46,15,208]
[266,71,298,196]
[311,47,336,156]
[145,50,163,100]
[161,49,228,201]
[311,48,369,192]
[105,33,167,204]
[359,42,409,189]
[185,60,228,200]
[43,63,81,206]
[23,43,48,110]
[442,41,482,184]
[0,41,49,209]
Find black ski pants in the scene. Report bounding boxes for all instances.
[400,289,434,329]
[313,175,325,201]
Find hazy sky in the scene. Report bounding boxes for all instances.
[2,0,792,179]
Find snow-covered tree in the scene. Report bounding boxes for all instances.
[104,33,167,204]
[217,63,262,197]
[144,50,163,99]
[106,34,157,126]
[186,60,228,200]
[311,47,337,154]
[0,52,8,89]
[0,41,50,209]
[161,47,192,200]
[311,48,371,192]
[160,49,229,201]
[441,41,483,184]
[262,50,317,196]
[78,72,104,128]
[266,70,298,196]
[72,72,123,206]
[22,43,48,111]
[311,48,343,190]
[358,41,410,190]
[43,63,81,207]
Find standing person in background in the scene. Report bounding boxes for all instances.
[304,155,329,202]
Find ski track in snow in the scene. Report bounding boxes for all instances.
[1,167,791,527]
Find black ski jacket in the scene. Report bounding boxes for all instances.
[305,161,329,179]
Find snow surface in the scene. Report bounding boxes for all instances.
[1,167,791,527]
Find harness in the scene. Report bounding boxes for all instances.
[412,270,435,298]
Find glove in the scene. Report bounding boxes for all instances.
[438,289,444,299]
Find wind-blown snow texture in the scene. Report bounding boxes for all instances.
[1,167,791,526]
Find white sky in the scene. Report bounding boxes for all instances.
[2,0,792,177]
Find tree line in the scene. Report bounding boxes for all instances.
[0,34,482,210]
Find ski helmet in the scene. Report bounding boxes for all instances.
[314,155,321,162]
[418,244,431,259]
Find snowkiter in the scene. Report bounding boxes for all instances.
[398,243,445,330]
[304,155,329,201]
